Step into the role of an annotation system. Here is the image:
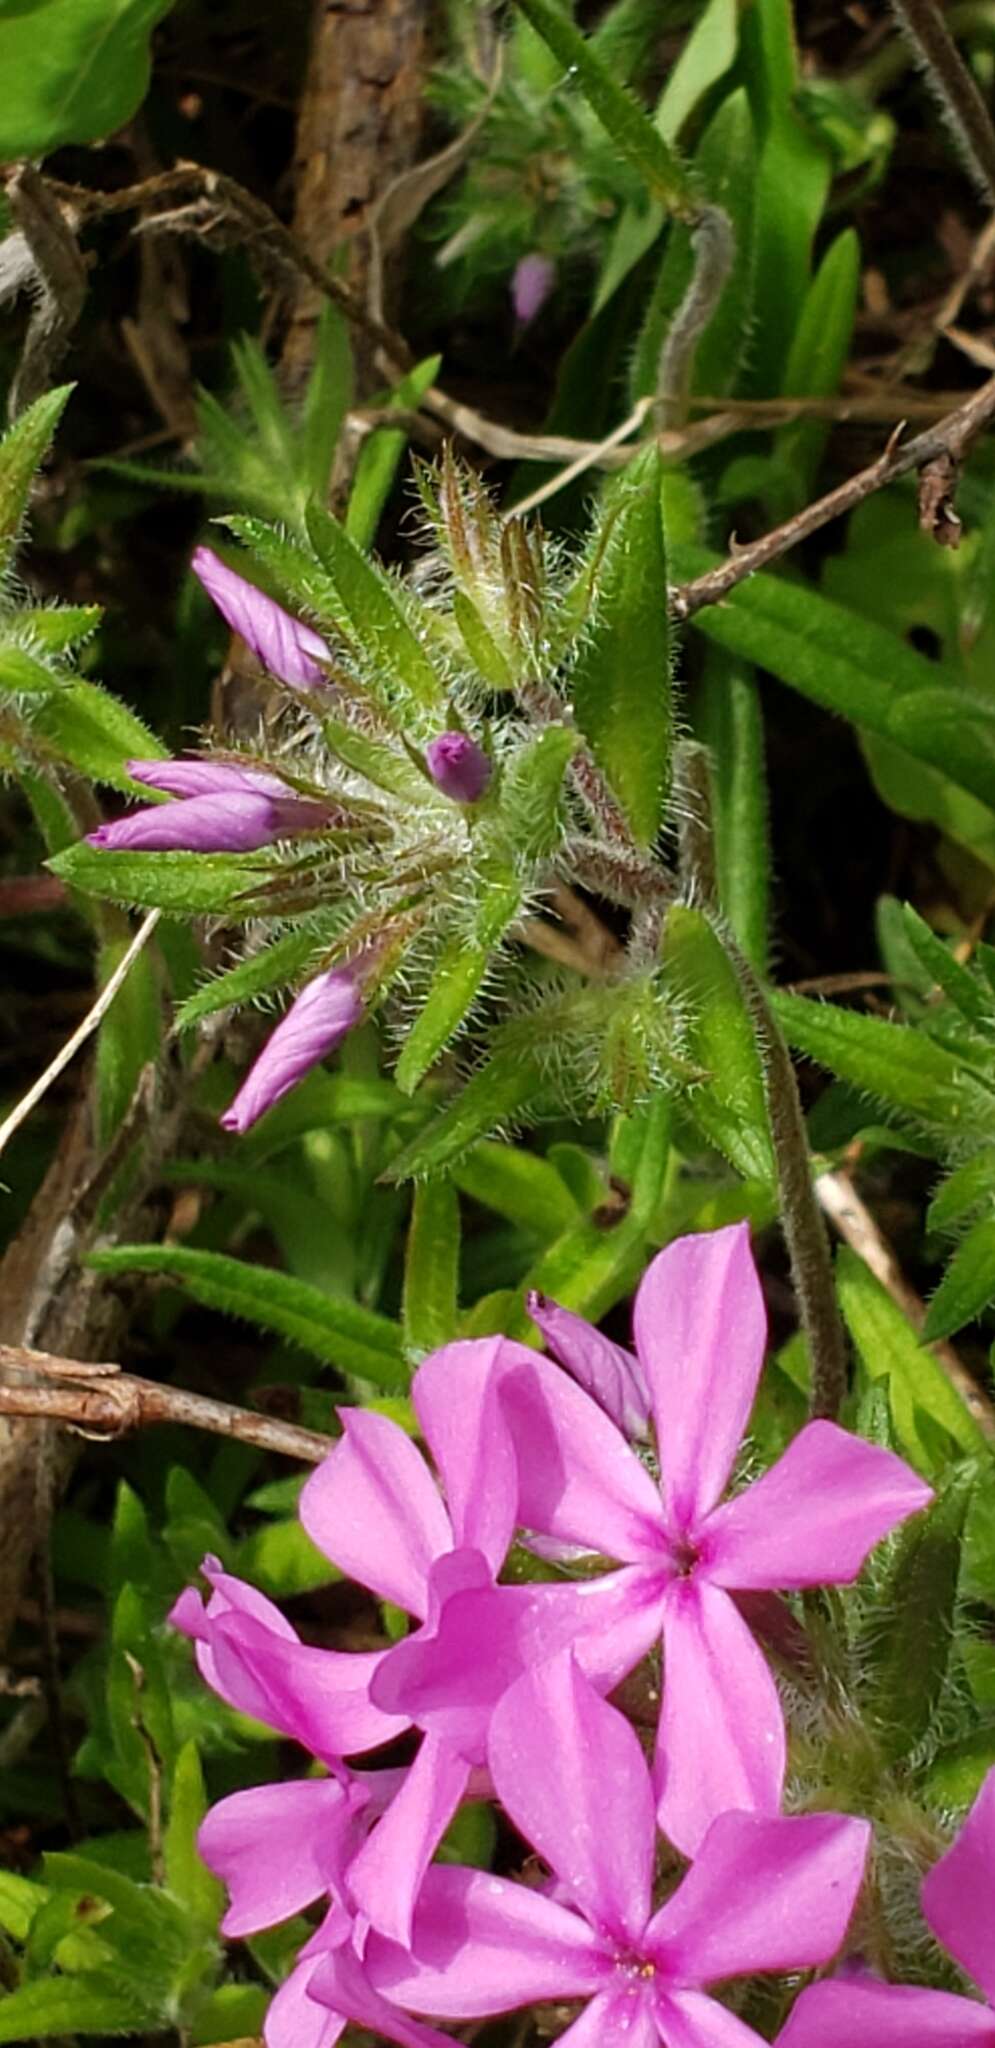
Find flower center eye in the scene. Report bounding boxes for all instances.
[671,1534,700,1577]
[614,1952,656,1982]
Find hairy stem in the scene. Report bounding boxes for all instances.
[656,206,735,430]
[888,0,995,200]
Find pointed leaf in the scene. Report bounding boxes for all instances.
[34,680,166,789]
[345,353,440,552]
[384,1050,546,1181]
[0,0,176,157]
[570,449,672,846]
[836,1246,988,1465]
[923,1219,995,1341]
[50,843,280,916]
[774,989,995,1138]
[403,1178,461,1352]
[901,906,993,1028]
[694,648,770,972]
[663,904,775,1181]
[163,1742,224,1934]
[306,503,443,708]
[861,1466,975,1764]
[0,387,72,556]
[928,1152,995,1234]
[0,1972,148,2041]
[174,927,328,1032]
[86,1244,406,1388]
[512,0,696,213]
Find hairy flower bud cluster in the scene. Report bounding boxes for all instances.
[171,1225,953,2048]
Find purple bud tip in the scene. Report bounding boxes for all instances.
[512,253,556,326]
[425,732,492,804]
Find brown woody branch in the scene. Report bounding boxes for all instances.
[670,374,995,620]
[0,1346,335,1466]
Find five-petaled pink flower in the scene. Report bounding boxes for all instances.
[173,1378,639,1950]
[348,1652,870,2048]
[459,1223,932,1853]
[777,1765,995,2047]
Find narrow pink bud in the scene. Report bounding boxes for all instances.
[424,732,491,803]
[192,546,329,689]
[221,967,363,1134]
[512,253,555,326]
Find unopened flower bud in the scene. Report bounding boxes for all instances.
[221,966,363,1134]
[424,732,491,804]
[512,253,555,326]
[192,546,329,689]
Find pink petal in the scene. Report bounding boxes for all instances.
[777,1979,995,2048]
[655,1580,784,1856]
[558,1990,658,2048]
[658,1990,768,2048]
[127,757,290,799]
[632,1224,766,1528]
[300,1412,452,1620]
[264,1957,347,2048]
[649,1810,869,1982]
[488,1653,655,1944]
[87,791,291,854]
[209,1613,406,1757]
[221,968,363,1134]
[346,1734,470,1948]
[703,1421,933,1590]
[922,1767,995,2003]
[193,546,329,689]
[496,1348,667,1562]
[306,1941,458,2048]
[512,252,556,325]
[364,1864,608,2016]
[199,1777,360,1935]
[527,1291,651,1439]
[413,1341,519,1569]
[370,1550,536,1759]
[549,1565,667,1693]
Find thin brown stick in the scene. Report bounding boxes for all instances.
[0,1346,336,1465]
[670,375,995,620]
[815,1167,995,1439]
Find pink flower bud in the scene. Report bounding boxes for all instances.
[86,760,332,852]
[192,546,329,689]
[221,967,364,1133]
[511,253,555,326]
[424,732,491,804]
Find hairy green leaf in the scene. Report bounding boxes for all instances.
[403,1178,461,1352]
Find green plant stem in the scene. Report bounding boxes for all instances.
[677,745,848,1419]
[656,206,735,430]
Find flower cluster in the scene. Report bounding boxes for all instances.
[168,1224,963,2048]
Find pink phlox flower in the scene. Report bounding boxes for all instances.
[220,966,364,1134]
[527,1288,651,1439]
[777,1766,995,2047]
[483,1224,932,1855]
[86,757,332,853]
[349,1652,870,2048]
[192,546,330,689]
[424,733,491,804]
[266,1914,456,2048]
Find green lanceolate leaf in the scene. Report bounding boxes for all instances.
[300,304,355,505]
[500,726,576,859]
[664,904,775,1181]
[452,590,516,690]
[384,1050,546,1182]
[774,989,995,1140]
[34,679,166,789]
[175,926,338,1032]
[671,546,995,817]
[306,503,443,709]
[836,1245,988,1465]
[395,941,492,1095]
[0,0,177,158]
[570,449,672,847]
[16,604,102,655]
[901,906,994,1029]
[0,386,72,558]
[770,226,860,512]
[740,0,831,386]
[86,1244,407,1388]
[923,1218,995,1341]
[694,648,770,972]
[454,1141,581,1243]
[403,1178,461,1352]
[163,1743,224,1934]
[928,1151,995,1234]
[320,715,425,795]
[861,1465,976,1764]
[50,843,280,916]
[95,925,160,1146]
[0,1972,149,2042]
[512,0,696,215]
[0,646,64,695]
